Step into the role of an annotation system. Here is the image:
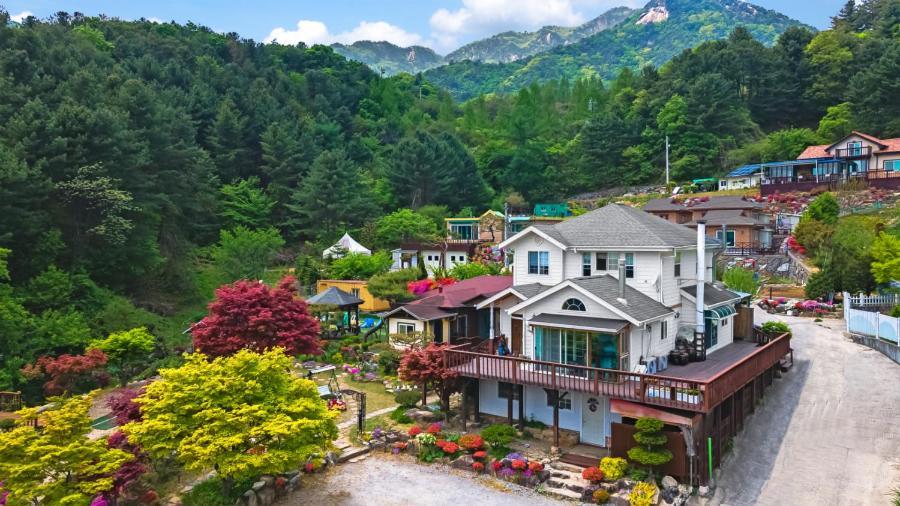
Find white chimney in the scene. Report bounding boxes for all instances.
[617,257,627,305]
[695,220,707,360]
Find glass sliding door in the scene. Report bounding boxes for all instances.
[535,326,619,377]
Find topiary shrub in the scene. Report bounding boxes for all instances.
[394,389,421,407]
[378,349,401,375]
[599,456,628,481]
[626,417,672,478]
[593,489,610,504]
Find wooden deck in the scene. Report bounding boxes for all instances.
[445,333,790,413]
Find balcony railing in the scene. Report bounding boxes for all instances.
[0,391,22,412]
[834,146,872,158]
[445,333,791,413]
[725,242,778,256]
[866,169,900,180]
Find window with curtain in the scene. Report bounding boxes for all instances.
[528,251,549,275]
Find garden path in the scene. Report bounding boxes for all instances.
[279,454,561,505]
[710,309,900,505]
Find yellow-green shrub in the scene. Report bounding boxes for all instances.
[629,482,658,506]
[599,456,628,481]
[593,489,610,504]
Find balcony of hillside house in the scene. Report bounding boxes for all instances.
[834,146,873,158]
[444,332,791,414]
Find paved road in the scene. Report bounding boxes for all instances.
[714,309,900,505]
[280,455,561,506]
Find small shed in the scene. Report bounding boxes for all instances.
[307,286,364,338]
[322,233,371,259]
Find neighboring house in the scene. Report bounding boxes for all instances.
[645,196,775,253]
[390,243,471,272]
[315,279,391,312]
[322,233,371,259]
[445,210,505,242]
[445,204,791,485]
[383,275,512,344]
[759,131,900,195]
[719,164,762,190]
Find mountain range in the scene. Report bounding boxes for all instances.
[425,0,813,99]
[330,0,812,99]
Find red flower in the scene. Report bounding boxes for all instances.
[426,422,442,434]
[441,442,459,454]
[435,439,447,449]
[582,467,604,482]
[304,463,315,473]
[473,450,487,460]
[408,426,422,436]
[275,477,287,488]
[511,459,527,471]
[528,461,544,472]
[459,434,484,450]
[472,462,485,472]
[491,460,503,471]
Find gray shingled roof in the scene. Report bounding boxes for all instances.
[689,209,759,226]
[546,204,697,249]
[644,198,688,212]
[681,283,742,308]
[687,196,763,210]
[514,283,552,298]
[570,275,673,323]
[306,286,363,307]
[530,313,628,333]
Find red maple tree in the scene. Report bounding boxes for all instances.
[21,348,110,395]
[398,343,459,413]
[192,276,321,357]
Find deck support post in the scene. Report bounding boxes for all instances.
[553,389,560,448]
[517,384,525,430]
[461,381,469,432]
[507,385,514,425]
[473,379,481,423]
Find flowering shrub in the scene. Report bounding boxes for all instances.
[473,450,487,460]
[90,496,110,506]
[304,462,316,473]
[511,459,527,471]
[629,482,658,506]
[599,457,628,481]
[593,489,610,504]
[392,441,408,454]
[415,433,437,446]
[275,477,287,488]
[582,467,604,482]
[426,422,442,434]
[407,278,456,295]
[458,433,484,450]
[408,426,422,436]
[441,442,460,455]
[491,460,503,471]
[528,461,544,473]
[472,462,485,472]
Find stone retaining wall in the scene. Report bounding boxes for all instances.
[849,333,900,365]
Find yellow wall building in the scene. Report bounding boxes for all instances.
[315,280,390,312]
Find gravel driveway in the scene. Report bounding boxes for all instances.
[714,309,900,505]
[280,455,561,506]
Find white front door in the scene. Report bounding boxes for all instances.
[581,396,610,446]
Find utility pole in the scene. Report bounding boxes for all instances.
[665,135,670,188]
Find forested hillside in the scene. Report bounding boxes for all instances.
[0,11,490,392]
[426,0,811,100]
[331,41,446,75]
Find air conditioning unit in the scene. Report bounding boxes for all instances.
[656,355,669,372]
[645,358,658,374]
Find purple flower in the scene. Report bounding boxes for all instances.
[372,427,383,438]
[523,469,534,477]
[90,496,110,506]
[498,467,516,478]
[392,447,400,454]
[505,452,524,461]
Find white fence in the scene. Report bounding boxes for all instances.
[844,291,899,344]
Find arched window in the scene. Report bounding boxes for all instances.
[562,298,586,311]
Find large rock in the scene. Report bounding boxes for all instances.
[260,475,275,488]
[450,454,475,470]
[257,487,276,506]
[661,475,678,491]
[242,491,258,506]
[252,480,266,492]
[404,409,438,422]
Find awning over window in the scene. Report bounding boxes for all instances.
[610,399,701,428]
[705,305,736,320]
[530,313,628,333]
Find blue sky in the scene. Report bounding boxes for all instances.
[4,1,845,54]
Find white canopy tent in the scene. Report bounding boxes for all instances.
[322,233,371,259]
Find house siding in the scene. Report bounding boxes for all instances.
[511,235,565,285]
[388,318,424,334]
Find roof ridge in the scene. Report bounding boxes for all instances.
[611,204,681,245]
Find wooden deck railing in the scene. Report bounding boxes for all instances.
[0,391,23,412]
[445,333,791,413]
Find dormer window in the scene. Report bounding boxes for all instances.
[562,298,586,311]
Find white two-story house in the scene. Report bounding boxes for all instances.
[447,204,793,484]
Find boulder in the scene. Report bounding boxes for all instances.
[608,491,630,506]
[257,487,276,506]
[450,454,475,470]
[698,485,711,497]
[260,475,276,488]
[252,480,266,492]
[242,491,258,506]
[405,409,438,422]
[288,474,301,492]
[661,475,678,491]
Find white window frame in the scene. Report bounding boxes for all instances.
[397,322,416,334]
[528,251,549,275]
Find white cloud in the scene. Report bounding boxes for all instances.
[265,19,425,48]
[10,11,34,22]
[147,17,163,24]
